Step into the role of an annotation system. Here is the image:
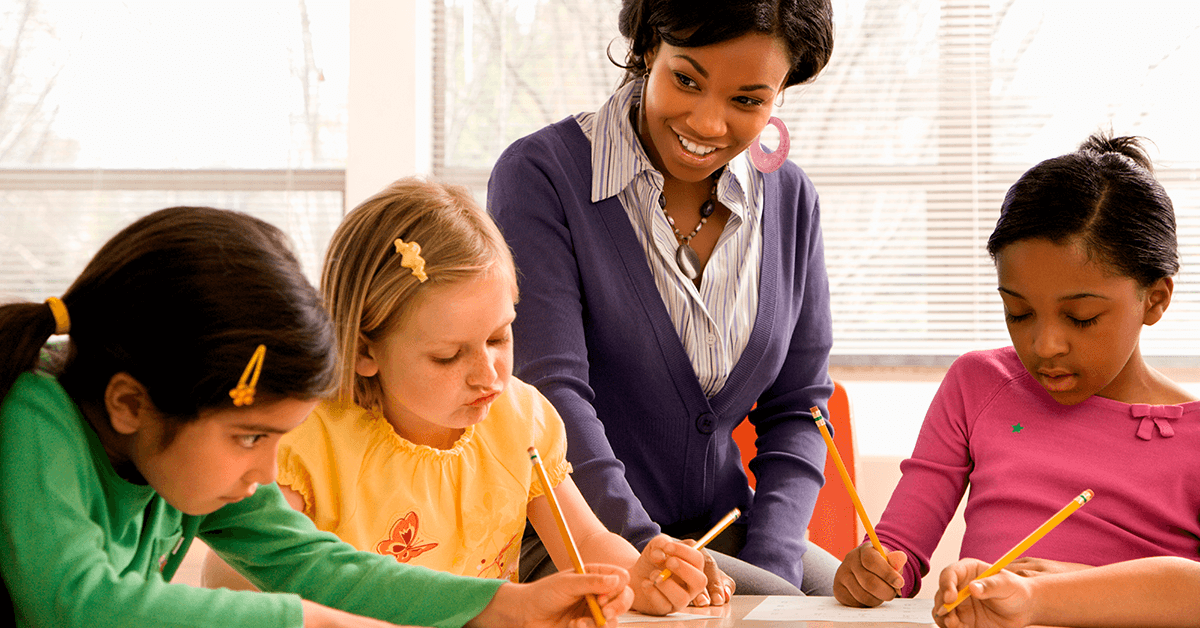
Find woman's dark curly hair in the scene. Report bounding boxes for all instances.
[615,0,834,88]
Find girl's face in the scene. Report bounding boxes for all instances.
[638,32,792,183]
[134,397,316,515]
[995,238,1170,405]
[358,269,516,449]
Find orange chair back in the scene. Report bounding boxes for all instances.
[731,380,859,560]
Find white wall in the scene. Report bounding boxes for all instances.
[346,0,432,208]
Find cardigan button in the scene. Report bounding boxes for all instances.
[695,412,716,434]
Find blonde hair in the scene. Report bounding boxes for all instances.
[321,176,517,409]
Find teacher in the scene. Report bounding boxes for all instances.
[488,0,837,598]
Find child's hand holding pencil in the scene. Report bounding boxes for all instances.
[833,540,908,607]
[932,558,1034,628]
[810,406,909,607]
[652,508,740,608]
[627,535,711,614]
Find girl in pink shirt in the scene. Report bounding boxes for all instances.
[834,132,1200,609]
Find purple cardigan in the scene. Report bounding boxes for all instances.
[488,118,833,586]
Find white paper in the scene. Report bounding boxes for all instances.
[743,596,936,624]
[618,610,715,623]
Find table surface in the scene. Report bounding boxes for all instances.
[618,596,937,628]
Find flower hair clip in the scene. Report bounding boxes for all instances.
[394,238,429,282]
[229,344,267,407]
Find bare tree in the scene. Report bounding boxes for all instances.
[0,0,75,165]
[294,0,323,166]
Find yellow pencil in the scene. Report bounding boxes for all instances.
[652,507,741,585]
[810,406,888,562]
[528,446,606,626]
[939,489,1094,616]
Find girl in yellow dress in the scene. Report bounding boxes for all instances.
[203,177,718,616]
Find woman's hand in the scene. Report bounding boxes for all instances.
[469,563,634,628]
[934,559,1033,628]
[627,535,707,615]
[690,546,734,607]
[832,541,906,607]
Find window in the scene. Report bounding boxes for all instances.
[1,0,349,298]
[433,0,1200,365]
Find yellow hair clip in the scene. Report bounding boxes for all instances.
[394,238,429,282]
[229,344,267,407]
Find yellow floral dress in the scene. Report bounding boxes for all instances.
[277,377,571,581]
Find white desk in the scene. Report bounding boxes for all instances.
[619,596,936,628]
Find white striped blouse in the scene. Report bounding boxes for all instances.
[575,79,763,398]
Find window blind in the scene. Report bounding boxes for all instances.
[434,0,1200,365]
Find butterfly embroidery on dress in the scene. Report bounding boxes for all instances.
[477,531,521,580]
[377,511,438,562]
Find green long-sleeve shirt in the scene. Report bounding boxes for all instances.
[0,371,504,628]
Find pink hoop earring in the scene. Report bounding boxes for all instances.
[749,116,791,173]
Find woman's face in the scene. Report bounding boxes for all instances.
[638,32,792,183]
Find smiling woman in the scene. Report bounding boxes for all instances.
[488,0,840,599]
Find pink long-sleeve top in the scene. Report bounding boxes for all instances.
[875,347,1200,597]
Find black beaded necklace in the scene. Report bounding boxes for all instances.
[658,170,721,281]
[633,81,723,281]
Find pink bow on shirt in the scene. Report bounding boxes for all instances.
[1130,404,1182,440]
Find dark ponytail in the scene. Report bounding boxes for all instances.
[987,131,1178,288]
[1,206,336,423]
[0,303,62,400]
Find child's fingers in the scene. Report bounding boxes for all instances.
[698,549,733,606]
[968,572,1016,602]
[936,559,971,602]
[653,535,705,568]
[936,558,994,607]
[582,563,635,621]
[626,536,707,615]
[933,603,963,628]
[886,549,908,577]
[649,550,707,608]
[858,544,905,593]
[584,562,632,597]
[833,543,901,607]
